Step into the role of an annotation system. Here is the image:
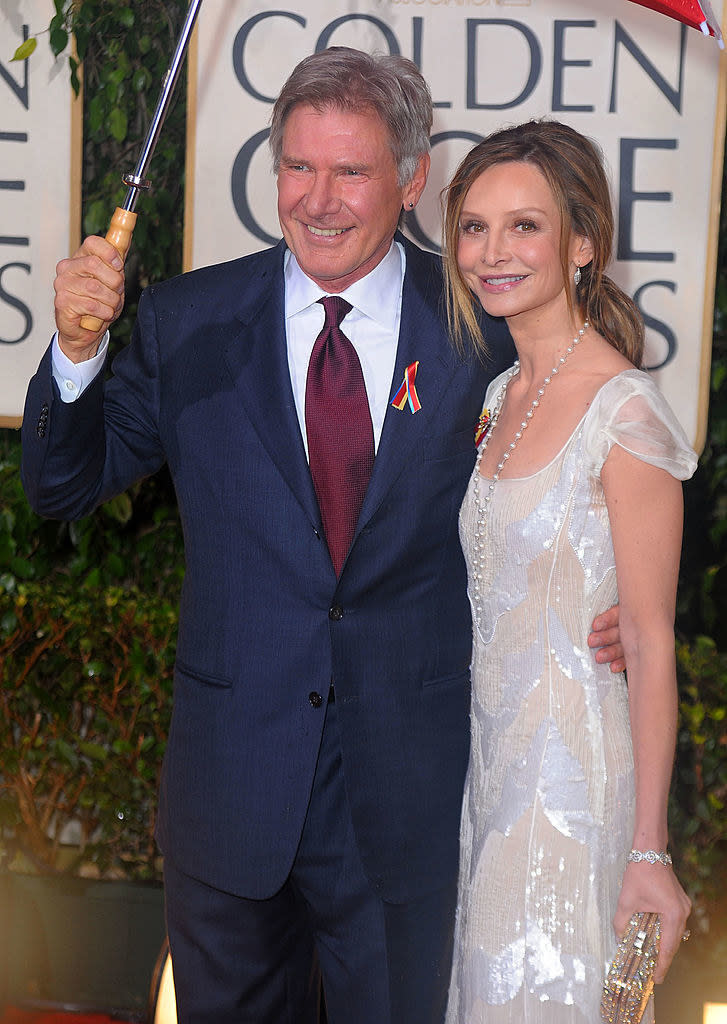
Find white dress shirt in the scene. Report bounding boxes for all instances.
[51,240,406,457]
[285,240,404,454]
[52,330,109,401]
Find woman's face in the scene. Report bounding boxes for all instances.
[456,160,584,326]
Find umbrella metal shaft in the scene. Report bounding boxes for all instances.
[122,0,204,212]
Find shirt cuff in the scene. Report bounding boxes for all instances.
[51,331,109,403]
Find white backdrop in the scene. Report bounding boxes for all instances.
[186,0,727,451]
[0,0,80,426]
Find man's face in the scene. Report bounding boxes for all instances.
[277,103,428,293]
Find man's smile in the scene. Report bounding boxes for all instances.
[305,224,351,237]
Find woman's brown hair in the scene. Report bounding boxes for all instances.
[442,120,644,365]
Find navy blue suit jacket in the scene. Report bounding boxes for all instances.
[22,236,514,903]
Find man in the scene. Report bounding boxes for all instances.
[22,48,621,1024]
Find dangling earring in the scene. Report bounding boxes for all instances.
[573,264,582,286]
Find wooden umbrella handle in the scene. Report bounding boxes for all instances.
[79,206,137,332]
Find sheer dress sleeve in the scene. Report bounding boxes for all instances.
[583,368,697,480]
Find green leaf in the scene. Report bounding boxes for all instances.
[54,738,79,768]
[1,610,18,633]
[50,26,69,57]
[78,741,108,762]
[84,198,108,237]
[74,22,90,61]
[0,572,18,595]
[88,94,104,136]
[84,567,102,589]
[9,555,35,580]
[108,106,128,143]
[12,38,37,62]
[69,55,81,97]
[106,552,126,578]
[133,67,152,93]
[103,492,134,525]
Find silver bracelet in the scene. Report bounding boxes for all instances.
[627,849,672,866]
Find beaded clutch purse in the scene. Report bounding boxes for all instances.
[601,912,660,1024]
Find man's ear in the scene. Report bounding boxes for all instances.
[402,153,431,211]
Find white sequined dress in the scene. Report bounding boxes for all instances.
[447,369,697,1023]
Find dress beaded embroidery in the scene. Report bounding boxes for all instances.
[446,369,696,1024]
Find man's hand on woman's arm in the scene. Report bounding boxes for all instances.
[589,604,626,674]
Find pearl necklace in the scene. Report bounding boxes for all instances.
[469,321,589,616]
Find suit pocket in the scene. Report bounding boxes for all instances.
[421,427,476,464]
[175,659,232,689]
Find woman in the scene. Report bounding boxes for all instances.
[442,120,694,1023]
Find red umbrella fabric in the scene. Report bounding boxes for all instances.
[627,0,724,46]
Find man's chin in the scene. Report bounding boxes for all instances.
[292,248,357,287]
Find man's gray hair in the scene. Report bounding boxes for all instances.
[270,47,432,186]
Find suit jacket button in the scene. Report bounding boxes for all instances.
[37,403,49,436]
[328,605,343,621]
[308,692,323,708]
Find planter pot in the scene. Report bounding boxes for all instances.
[0,871,165,1020]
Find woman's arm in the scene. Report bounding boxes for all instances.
[601,443,691,983]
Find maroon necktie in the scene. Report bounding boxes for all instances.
[305,296,374,576]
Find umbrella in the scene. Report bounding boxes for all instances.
[80,0,204,330]
[626,0,724,46]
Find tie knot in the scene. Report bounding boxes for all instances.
[319,295,352,329]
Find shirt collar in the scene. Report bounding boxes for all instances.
[284,241,404,330]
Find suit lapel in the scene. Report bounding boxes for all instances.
[355,239,466,538]
[222,243,322,531]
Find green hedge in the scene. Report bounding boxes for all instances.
[0,580,175,879]
[0,435,182,879]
